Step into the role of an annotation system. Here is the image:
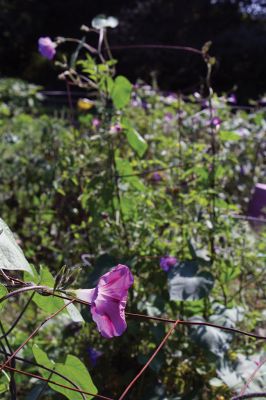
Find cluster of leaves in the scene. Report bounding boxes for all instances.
[0,32,265,399]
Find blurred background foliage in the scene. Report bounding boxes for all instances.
[1,0,266,101]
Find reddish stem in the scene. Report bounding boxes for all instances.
[118,320,179,400]
[0,300,73,372]
[1,364,114,400]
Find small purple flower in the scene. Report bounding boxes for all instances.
[248,183,266,218]
[110,123,122,134]
[38,37,56,60]
[211,116,222,128]
[151,172,163,182]
[160,256,177,272]
[92,118,101,129]
[87,347,103,366]
[227,94,237,104]
[164,112,174,123]
[74,265,134,338]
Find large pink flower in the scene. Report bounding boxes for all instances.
[75,265,134,338]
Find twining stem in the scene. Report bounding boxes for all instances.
[0,285,265,340]
[110,44,203,56]
[0,300,73,373]
[0,349,87,400]
[239,356,266,397]
[1,364,113,400]
[118,320,179,400]
[33,370,54,400]
[125,312,266,340]
[231,393,266,399]
[0,292,35,340]
[0,322,16,399]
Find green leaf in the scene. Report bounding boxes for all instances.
[33,345,98,400]
[111,76,132,109]
[0,218,33,275]
[31,267,65,313]
[168,261,214,301]
[122,119,148,157]
[115,156,145,191]
[189,316,232,356]
[0,283,8,310]
[219,130,241,141]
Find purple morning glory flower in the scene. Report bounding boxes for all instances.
[87,347,103,366]
[92,118,101,129]
[211,116,222,127]
[227,94,237,104]
[74,265,134,338]
[164,112,174,123]
[151,172,163,182]
[38,37,56,60]
[110,123,122,134]
[160,256,177,272]
[248,183,266,218]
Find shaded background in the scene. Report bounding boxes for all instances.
[1,0,266,101]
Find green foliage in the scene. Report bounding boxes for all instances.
[0,218,33,274]
[0,29,265,398]
[111,76,132,109]
[168,261,214,301]
[33,344,98,399]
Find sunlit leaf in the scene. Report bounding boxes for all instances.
[33,345,98,400]
[168,261,214,301]
[0,218,33,275]
[111,76,132,109]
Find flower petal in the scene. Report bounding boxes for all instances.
[97,264,134,301]
[91,296,127,338]
[74,288,96,304]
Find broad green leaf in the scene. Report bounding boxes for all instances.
[111,76,132,109]
[0,218,33,275]
[168,261,214,301]
[33,345,98,400]
[115,156,145,191]
[0,283,8,310]
[189,316,232,356]
[217,354,266,392]
[31,267,65,313]
[25,266,83,321]
[64,300,84,323]
[122,120,148,157]
[219,130,241,141]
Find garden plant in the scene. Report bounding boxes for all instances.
[0,15,265,400]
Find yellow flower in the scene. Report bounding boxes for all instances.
[77,98,94,110]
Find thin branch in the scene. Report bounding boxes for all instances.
[231,393,266,399]
[110,44,203,56]
[1,285,265,340]
[125,312,266,340]
[118,320,179,400]
[239,356,266,396]
[0,300,73,373]
[1,364,114,400]
[0,349,86,400]
[0,292,35,340]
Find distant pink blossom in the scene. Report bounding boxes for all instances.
[74,265,134,338]
[110,123,122,134]
[211,116,222,128]
[38,37,56,60]
[92,118,101,129]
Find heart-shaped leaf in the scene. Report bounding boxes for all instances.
[0,218,33,275]
[168,261,214,301]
